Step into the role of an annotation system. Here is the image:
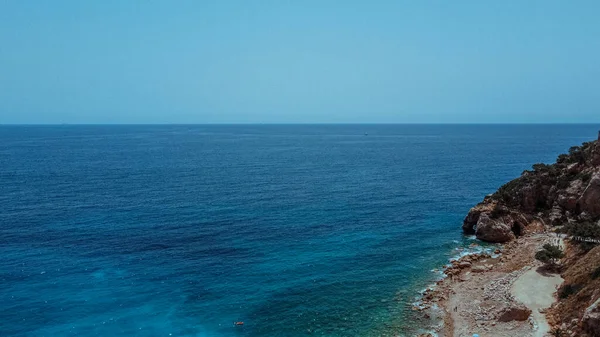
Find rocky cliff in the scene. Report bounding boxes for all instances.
[461,134,600,336]
[463,137,600,243]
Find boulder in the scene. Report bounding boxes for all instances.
[520,185,539,213]
[592,142,600,166]
[578,173,600,218]
[557,179,585,212]
[458,262,472,269]
[497,304,532,322]
[583,298,600,336]
[472,266,487,273]
[475,214,516,243]
[463,203,494,234]
[549,205,565,226]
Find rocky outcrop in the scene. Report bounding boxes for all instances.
[549,204,566,226]
[463,138,600,243]
[578,173,600,218]
[475,213,515,243]
[461,135,600,336]
[558,179,585,212]
[497,304,532,322]
[583,298,600,336]
[462,202,494,234]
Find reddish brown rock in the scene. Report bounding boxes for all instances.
[497,304,532,322]
[578,173,600,218]
[583,298,600,336]
[475,214,516,243]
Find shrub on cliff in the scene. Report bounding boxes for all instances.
[578,172,592,183]
[558,284,581,299]
[490,203,509,218]
[535,244,564,266]
[562,221,600,240]
[557,153,570,164]
[493,178,525,205]
[568,146,586,164]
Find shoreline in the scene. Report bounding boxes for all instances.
[412,230,564,337]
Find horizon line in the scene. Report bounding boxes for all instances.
[2,122,600,126]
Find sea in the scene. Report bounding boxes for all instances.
[1,124,598,337]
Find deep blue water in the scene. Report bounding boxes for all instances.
[1,124,598,337]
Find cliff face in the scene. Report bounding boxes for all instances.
[463,138,600,243]
[462,135,600,336]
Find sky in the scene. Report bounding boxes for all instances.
[0,1,599,124]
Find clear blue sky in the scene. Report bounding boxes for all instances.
[1,1,599,124]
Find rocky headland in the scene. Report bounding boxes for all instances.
[417,133,600,337]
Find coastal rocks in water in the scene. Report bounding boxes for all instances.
[463,202,494,234]
[496,304,532,322]
[583,298,600,336]
[475,213,515,243]
[463,202,530,242]
[458,262,472,269]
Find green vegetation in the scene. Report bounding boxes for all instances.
[493,178,524,205]
[535,244,564,266]
[568,146,585,164]
[557,153,570,164]
[491,140,595,210]
[532,163,550,172]
[578,172,592,183]
[490,203,509,218]
[561,221,600,240]
[558,284,581,299]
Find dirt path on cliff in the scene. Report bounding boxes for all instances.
[511,265,563,337]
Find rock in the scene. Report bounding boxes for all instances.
[497,304,532,322]
[580,211,593,222]
[475,214,516,243]
[520,185,539,212]
[557,179,585,212]
[463,203,494,234]
[458,262,472,269]
[578,173,600,218]
[583,298,600,336]
[459,273,471,282]
[549,205,565,226]
[472,266,487,273]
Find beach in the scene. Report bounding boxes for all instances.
[417,231,565,337]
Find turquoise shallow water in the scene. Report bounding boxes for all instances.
[1,124,598,336]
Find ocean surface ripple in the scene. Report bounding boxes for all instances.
[1,124,597,336]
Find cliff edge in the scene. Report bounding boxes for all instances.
[460,133,600,337]
[463,136,600,243]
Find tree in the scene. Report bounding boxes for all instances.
[535,244,564,266]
